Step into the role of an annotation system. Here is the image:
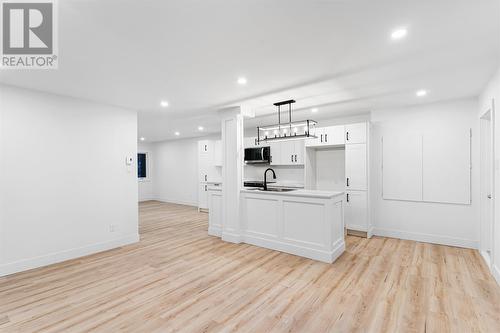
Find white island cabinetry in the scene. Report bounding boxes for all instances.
[239,189,345,263]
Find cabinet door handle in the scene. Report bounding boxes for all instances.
[325,134,328,142]
[320,134,323,143]
[270,156,273,163]
[205,175,207,181]
[294,154,297,162]
[346,193,349,202]
[205,185,207,191]
[346,132,349,141]
[291,154,294,162]
[205,144,207,151]
[346,177,350,187]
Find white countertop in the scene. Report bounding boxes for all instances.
[241,188,344,199]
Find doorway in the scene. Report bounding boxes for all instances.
[480,105,494,268]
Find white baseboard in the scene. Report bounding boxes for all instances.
[0,234,140,277]
[480,250,492,270]
[222,231,242,243]
[139,197,155,202]
[493,264,500,286]
[155,197,198,207]
[244,234,345,264]
[372,227,478,249]
[208,226,222,237]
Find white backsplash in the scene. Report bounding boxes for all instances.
[244,164,305,186]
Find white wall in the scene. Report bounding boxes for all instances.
[153,138,199,206]
[480,67,500,284]
[0,85,139,277]
[370,99,479,248]
[138,142,154,201]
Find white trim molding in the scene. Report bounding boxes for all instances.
[493,264,500,286]
[372,227,478,249]
[155,198,198,207]
[0,234,140,277]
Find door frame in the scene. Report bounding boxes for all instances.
[479,100,495,269]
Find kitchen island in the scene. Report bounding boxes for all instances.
[208,187,345,263]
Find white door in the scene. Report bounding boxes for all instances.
[345,143,367,190]
[480,107,494,266]
[345,123,367,144]
[345,191,368,231]
[198,183,208,210]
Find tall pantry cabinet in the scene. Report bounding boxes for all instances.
[198,140,222,212]
[344,123,370,235]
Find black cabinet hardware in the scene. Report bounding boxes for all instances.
[346,132,349,141]
[325,134,328,142]
[346,193,350,202]
[346,177,350,187]
[294,154,297,162]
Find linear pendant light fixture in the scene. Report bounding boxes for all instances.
[257,99,318,143]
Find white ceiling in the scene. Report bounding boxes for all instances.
[1,0,499,142]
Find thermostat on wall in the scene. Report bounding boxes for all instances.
[126,156,133,165]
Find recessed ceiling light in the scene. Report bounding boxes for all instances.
[391,28,408,40]
[160,100,169,107]
[311,108,319,113]
[237,77,247,85]
[174,131,180,136]
[140,137,145,141]
[416,89,428,97]
[198,126,204,131]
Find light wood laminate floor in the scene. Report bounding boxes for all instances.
[1,201,499,332]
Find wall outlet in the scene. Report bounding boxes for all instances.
[109,224,118,232]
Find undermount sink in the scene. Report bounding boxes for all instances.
[259,188,297,192]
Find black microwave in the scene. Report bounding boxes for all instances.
[244,146,271,164]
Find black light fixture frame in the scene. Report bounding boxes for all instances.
[257,99,317,143]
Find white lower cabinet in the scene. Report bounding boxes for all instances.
[345,190,368,232]
[208,189,223,236]
[198,183,208,211]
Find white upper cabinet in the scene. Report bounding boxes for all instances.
[271,140,305,166]
[323,125,345,145]
[345,123,367,144]
[214,140,222,166]
[345,143,367,190]
[269,142,281,165]
[244,137,261,148]
[305,125,345,147]
[198,140,211,154]
[279,141,295,165]
[294,140,305,164]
